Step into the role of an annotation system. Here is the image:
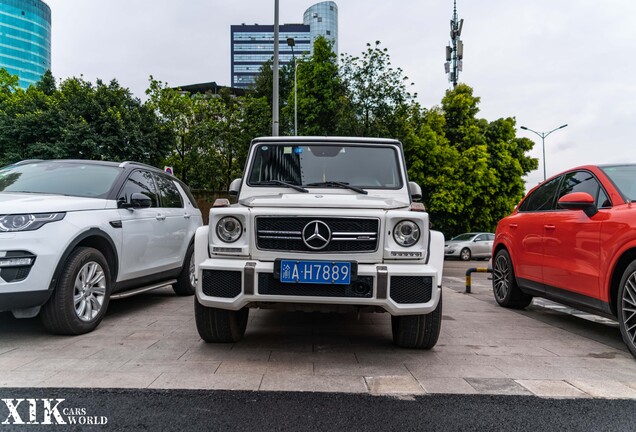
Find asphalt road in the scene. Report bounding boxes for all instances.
[1,387,635,432]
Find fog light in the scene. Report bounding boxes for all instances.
[0,257,34,267]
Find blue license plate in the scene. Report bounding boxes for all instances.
[279,260,351,285]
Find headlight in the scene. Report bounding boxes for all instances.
[393,220,420,247]
[216,216,242,243]
[0,213,65,232]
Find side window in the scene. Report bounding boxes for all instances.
[557,170,610,209]
[597,188,611,208]
[117,170,159,207]
[177,181,200,209]
[519,176,562,212]
[474,234,486,241]
[487,234,495,241]
[154,174,183,208]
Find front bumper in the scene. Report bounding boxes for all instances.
[0,221,77,312]
[196,259,441,316]
[444,247,460,258]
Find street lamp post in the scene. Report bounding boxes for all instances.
[287,37,297,136]
[520,124,568,181]
[272,0,279,136]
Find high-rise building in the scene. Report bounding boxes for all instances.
[230,1,338,89]
[0,0,51,89]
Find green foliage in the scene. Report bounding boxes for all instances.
[340,41,415,137]
[413,84,538,235]
[290,36,345,136]
[146,78,270,190]
[0,69,173,167]
[251,59,293,135]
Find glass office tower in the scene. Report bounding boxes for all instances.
[0,0,51,89]
[230,1,338,89]
[303,1,337,56]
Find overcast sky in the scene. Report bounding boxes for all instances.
[44,0,636,188]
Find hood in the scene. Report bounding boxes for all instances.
[0,193,113,213]
[239,193,410,210]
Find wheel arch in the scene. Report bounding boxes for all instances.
[493,242,510,259]
[609,248,636,316]
[48,228,119,292]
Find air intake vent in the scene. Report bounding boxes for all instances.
[201,270,242,298]
[389,276,432,304]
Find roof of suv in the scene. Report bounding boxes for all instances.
[250,136,403,148]
[8,159,162,173]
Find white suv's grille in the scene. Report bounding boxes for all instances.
[255,216,379,253]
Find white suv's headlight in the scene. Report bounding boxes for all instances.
[0,213,65,232]
[393,220,420,247]
[216,216,243,243]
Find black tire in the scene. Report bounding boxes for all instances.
[460,248,471,261]
[173,243,195,296]
[391,291,442,349]
[195,297,249,343]
[492,249,532,309]
[618,261,636,358]
[41,247,112,335]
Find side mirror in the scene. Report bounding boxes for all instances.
[229,178,242,197]
[409,181,422,202]
[130,192,152,209]
[558,192,598,217]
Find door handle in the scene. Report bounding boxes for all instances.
[544,224,556,230]
[183,213,191,219]
[156,214,166,221]
[509,223,518,228]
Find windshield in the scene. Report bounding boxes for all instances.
[451,233,476,241]
[601,165,636,201]
[0,161,122,198]
[247,144,403,189]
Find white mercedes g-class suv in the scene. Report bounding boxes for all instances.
[194,137,444,348]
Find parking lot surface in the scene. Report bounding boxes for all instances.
[1,260,636,398]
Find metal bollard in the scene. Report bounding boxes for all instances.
[465,267,492,293]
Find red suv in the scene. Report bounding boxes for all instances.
[492,164,636,357]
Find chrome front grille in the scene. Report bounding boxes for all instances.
[255,217,379,253]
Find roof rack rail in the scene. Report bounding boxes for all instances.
[118,161,159,170]
[6,159,43,167]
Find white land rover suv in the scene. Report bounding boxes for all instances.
[194,137,445,349]
[0,160,202,334]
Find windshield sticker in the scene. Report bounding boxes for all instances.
[284,147,292,154]
[294,147,303,155]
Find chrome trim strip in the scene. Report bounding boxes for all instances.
[244,262,256,295]
[110,279,177,300]
[376,266,388,299]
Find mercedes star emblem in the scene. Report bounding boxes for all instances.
[302,220,331,250]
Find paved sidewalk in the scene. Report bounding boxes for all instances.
[1,277,635,398]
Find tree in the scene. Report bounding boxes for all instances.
[146,79,270,191]
[251,59,293,135]
[289,36,345,136]
[433,84,537,235]
[340,41,415,137]
[146,78,198,182]
[0,72,173,167]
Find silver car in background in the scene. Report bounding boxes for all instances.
[444,232,494,261]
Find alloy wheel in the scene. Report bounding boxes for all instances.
[73,261,106,322]
[460,249,471,261]
[621,271,636,348]
[189,253,196,288]
[493,254,510,302]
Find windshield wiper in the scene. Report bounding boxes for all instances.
[254,180,308,193]
[305,181,368,195]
